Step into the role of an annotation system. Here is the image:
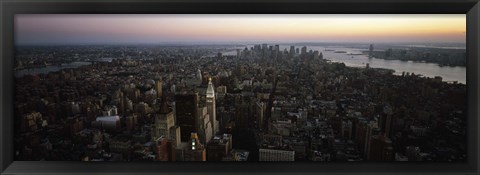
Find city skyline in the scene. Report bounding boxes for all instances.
[14,43,467,162]
[15,14,466,45]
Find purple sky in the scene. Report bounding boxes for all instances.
[15,14,466,45]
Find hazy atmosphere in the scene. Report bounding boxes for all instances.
[14,14,467,162]
[15,14,466,45]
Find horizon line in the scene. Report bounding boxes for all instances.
[15,41,467,47]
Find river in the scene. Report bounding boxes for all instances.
[223,45,466,84]
[15,61,92,78]
[15,46,466,84]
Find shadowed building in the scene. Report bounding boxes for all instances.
[175,132,206,161]
[207,134,232,161]
[368,134,393,161]
[175,93,199,142]
[259,148,295,161]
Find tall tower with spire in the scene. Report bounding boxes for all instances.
[206,77,218,135]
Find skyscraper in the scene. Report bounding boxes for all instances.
[197,106,213,144]
[256,101,266,129]
[175,93,199,142]
[151,95,175,142]
[289,46,295,58]
[274,44,280,61]
[301,46,307,55]
[262,43,268,51]
[206,77,218,135]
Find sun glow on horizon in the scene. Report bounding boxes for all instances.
[15,14,466,45]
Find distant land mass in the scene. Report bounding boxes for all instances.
[364,46,466,67]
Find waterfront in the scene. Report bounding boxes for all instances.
[15,61,91,78]
[223,45,466,84]
[15,45,466,84]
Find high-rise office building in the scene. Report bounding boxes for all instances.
[256,101,266,129]
[262,43,268,51]
[355,120,379,158]
[289,46,295,58]
[379,113,393,138]
[151,95,175,142]
[206,77,218,135]
[197,106,213,144]
[313,50,319,60]
[301,46,307,55]
[274,44,280,60]
[234,96,251,129]
[175,93,199,142]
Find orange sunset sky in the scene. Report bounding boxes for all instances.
[15,14,466,45]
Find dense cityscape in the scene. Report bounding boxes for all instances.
[14,43,467,162]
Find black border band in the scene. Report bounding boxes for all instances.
[1,0,479,174]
